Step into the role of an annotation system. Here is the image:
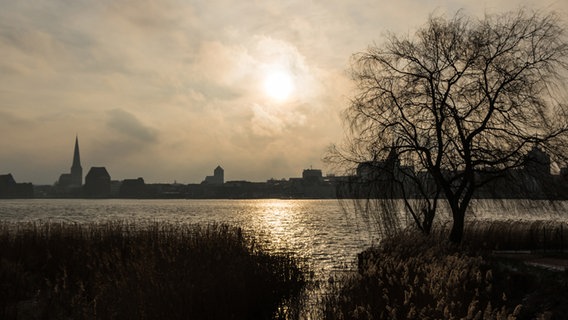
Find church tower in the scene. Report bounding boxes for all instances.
[70,136,83,186]
[214,165,224,184]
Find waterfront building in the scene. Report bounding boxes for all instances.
[119,178,147,198]
[0,173,33,198]
[202,165,224,185]
[302,169,323,184]
[84,167,111,198]
[57,136,83,188]
[524,146,552,177]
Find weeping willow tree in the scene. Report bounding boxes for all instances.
[328,9,568,243]
[332,143,441,239]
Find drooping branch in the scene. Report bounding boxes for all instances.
[327,9,568,243]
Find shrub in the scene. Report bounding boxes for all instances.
[320,227,568,319]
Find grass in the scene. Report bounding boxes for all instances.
[319,221,568,320]
[0,222,307,320]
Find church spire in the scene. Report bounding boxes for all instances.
[70,135,83,186]
[72,135,81,169]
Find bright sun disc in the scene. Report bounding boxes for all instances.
[264,71,294,101]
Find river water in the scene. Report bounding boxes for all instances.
[1,198,567,276]
[0,199,382,275]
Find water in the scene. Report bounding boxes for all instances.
[1,198,567,276]
[0,199,381,275]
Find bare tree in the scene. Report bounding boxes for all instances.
[329,10,568,243]
[330,142,441,238]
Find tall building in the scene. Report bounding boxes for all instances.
[57,136,83,188]
[202,165,224,185]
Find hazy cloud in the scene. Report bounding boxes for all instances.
[107,108,158,143]
[0,0,566,183]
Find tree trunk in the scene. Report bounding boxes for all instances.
[422,208,435,235]
[449,209,465,243]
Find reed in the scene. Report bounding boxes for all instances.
[0,221,307,320]
[319,224,568,319]
[461,219,568,252]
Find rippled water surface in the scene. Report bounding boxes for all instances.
[1,198,567,275]
[0,199,381,274]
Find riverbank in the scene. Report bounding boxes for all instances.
[2,220,568,319]
[319,222,568,319]
[0,222,307,319]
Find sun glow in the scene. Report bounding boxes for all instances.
[263,70,294,102]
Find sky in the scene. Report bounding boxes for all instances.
[1,0,567,185]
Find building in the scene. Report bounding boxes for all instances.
[119,178,147,198]
[302,169,324,184]
[0,174,33,198]
[342,145,566,199]
[202,165,224,185]
[57,136,83,188]
[356,148,401,182]
[524,146,551,177]
[287,168,335,198]
[84,167,111,198]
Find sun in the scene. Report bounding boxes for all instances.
[263,70,294,102]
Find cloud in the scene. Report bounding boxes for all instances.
[1,0,566,184]
[106,108,158,143]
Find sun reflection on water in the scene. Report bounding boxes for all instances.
[253,200,309,256]
[245,199,379,276]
